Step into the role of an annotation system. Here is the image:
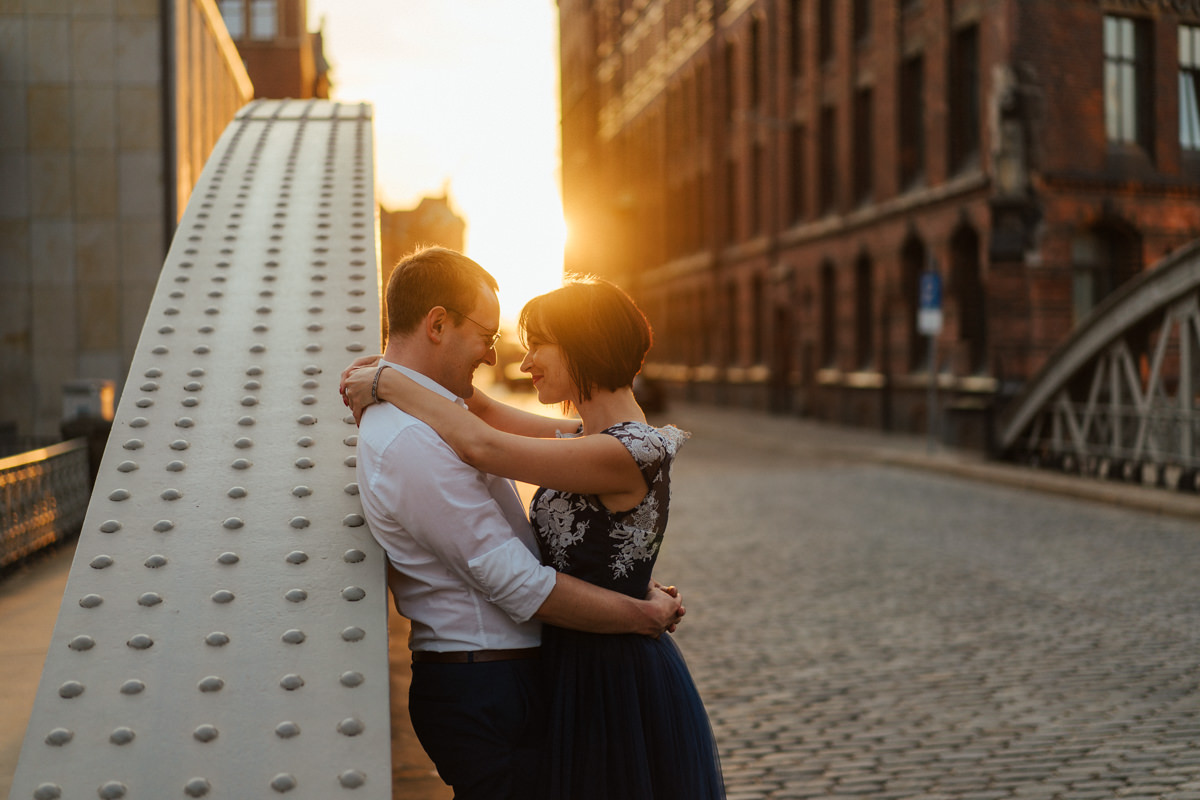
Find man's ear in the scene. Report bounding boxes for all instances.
[423,305,450,343]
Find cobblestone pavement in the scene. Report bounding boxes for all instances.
[658,407,1200,800]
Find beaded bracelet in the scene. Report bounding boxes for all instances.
[370,365,385,405]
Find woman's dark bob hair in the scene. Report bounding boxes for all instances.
[518,275,652,403]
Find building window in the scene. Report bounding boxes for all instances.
[951,225,986,373]
[901,236,927,372]
[819,105,837,212]
[752,274,766,364]
[1071,225,1141,326]
[899,55,925,187]
[725,42,737,125]
[854,254,874,369]
[819,261,837,367]
[790,0,804,77]
[1104,15,1152,148]
[854,0,871,44]
[790,123,807,223]
[751,18,763,109]
[1180,24,1200,150]
[853,88,873,204]
[725,158,738,244]
[752,143,765,235]
[818,0,834,64]
[950,25,981,172]
[250,0,277,40]
[725,282,740,364]
[219,0,244,39]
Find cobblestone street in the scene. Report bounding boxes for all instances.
[659,408,1200,800]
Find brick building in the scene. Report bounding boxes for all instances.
[217,0,329,99]
[557,0,1200,443]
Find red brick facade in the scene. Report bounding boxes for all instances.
[558,0,1200,443]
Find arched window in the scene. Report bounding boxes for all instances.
[854,253,874,369]
[1071,222,1141,325]
[901,235,927,371]
[951,224,986,373]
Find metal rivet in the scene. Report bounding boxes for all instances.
[205,632,230,646]
[91,555,114,569]
[152,345,168,354]
[301,394,317,404]
[237,416,255,426]
[116,461,138,473]
[122,439,143,450]
[175,417,194,428]
[338,770,366,789]
[109,727,135,745]
[99,520,121,533]
[97,781,126,799]
[218,552,239,565]
[223,517,244,529]
[274,722,300,739]
[302,379,319,389]
[138,592,163,607]
[232,458,252,469]
[305,344,321,353]
[291,486,312,498]
[347,342,365,352]
[145,554,167,568]
[198,676,224,692]
[182,396,199,407]
[129,417,148,428]
[161,488,182,501]
[80,594,103,608]
[227,486,247,498]
[58,681,85,698]
[153,520,174,532]
[294,458,314,470]
[241,396,258,406]
[212,590,235,604]
[341,626,365,642]
[344,483,359,495]
[344,455,357,467]
[184,381,203,391]
[340,671,364,687]
[189,368,205,377]
[34,784,62,799]
[44,728,73,746]
[193,724,218,742]
[144,368,163,378]
[166,460,185,472]
[184,777,211,797]
[68,635,95,652]
[246,365,263,376]
[108,489,130,502]
[193,345,211,355]
[343,435,358,446]
[343,513,364,527]
[337,717,364,736]
[303,365,321,375]
[343,549,365,563]
[234,436,253,448]
[279,673,305,691]
[244,379,262,390]
[285,589,307,603]
[127,634,154,649]
[120,679,145,695]
[170,439,190,450]
[297,436,314,447]
[342,586,366,601]
[141,381,158,392]
[281,629,305,644]
[298,414,317,425]
[286,550,308,564]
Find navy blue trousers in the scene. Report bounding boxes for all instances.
[408,659,548,799]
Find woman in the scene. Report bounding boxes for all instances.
[341,276,725,799]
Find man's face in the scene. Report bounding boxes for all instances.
[439,284,500,399]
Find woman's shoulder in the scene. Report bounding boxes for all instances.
[605,420,690,455]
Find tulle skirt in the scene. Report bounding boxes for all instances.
[539,626,726,800]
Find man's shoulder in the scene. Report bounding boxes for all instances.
[357,404,446,460]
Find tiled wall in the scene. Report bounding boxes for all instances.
[0,0,251,439]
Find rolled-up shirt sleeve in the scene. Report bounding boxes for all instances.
[367,422,556,623]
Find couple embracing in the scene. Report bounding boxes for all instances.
[340,246,724,799]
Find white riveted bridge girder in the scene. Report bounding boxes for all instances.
[10,100,389,799]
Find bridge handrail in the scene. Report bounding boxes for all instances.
[0,439,90,569]
[998,238,1200,452]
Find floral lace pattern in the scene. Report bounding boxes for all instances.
[531,422,688,592]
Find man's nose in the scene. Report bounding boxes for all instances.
[483,345,498,367]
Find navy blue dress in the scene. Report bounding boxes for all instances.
[530,421,726,800]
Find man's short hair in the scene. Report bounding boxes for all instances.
[519,276,652,402]
[384,246,499,338]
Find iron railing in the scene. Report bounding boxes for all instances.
[0,439,90,568]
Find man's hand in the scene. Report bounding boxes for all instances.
[339,355,382,424]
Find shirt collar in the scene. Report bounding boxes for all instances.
[380,360,468,408]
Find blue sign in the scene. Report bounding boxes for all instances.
[918,270,943,335]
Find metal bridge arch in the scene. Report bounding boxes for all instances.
[999,240,1200,491]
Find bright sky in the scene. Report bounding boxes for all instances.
[306,0,568,320]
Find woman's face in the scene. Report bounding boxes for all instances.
[520,338,575,406]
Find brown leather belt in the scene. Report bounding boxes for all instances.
[412,647,541,664]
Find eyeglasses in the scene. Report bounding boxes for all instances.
[445,307,501,348]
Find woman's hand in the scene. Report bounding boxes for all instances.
[342,362,383,425]
[340,354,381,395]
[648,579,684,634]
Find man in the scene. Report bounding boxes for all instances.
[347,247,682,799]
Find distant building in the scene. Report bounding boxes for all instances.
[0,1,252,443]
[216,0,330,99]
[378,194,467,291]
[557,0,1200,442]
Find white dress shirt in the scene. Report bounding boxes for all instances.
[355,363,557,652]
